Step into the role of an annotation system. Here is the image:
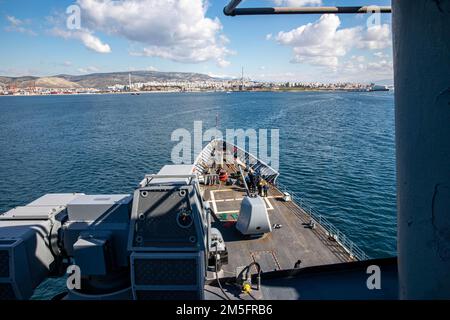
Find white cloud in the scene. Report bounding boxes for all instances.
[5,15,37,36]
[74,0,232,67]
[78,66,100,74]
[367,59,393,72]
[51,28,111,53]
[62,61,73,67]
[340,57,393,82]
[270,14,391,70]
[6,16,22,26]
[217,58,231,68]
[273,0,322,6]
[147,66,158,72]
[354,55,365,63]
[359,24,391,50]
[273,14,358,68]
[374,51,388,59]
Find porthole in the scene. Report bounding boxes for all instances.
[177,209,193,229]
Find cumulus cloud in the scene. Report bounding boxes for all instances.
[270,14,391,70]
[5,15,37,36]
[51,28,111,53]
[6,16,22,26]
[367,59,393,72]
[373,51,389,59]
[340,57,393,81]
[273,0,322,6]
[358,24,391,50]
[71,0,232,67]
[273,14,358,68]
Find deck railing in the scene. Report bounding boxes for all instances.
[194,139,280,184]
[277,183,370,261]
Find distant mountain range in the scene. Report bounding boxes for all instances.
[0,71,218,89]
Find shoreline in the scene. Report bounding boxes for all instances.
[0,89,391,97]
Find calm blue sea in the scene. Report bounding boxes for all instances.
[0,91,396,299]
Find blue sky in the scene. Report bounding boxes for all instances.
[0,0,393,83]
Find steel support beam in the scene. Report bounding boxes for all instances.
[224,0,243,16]
[224,5,391,16]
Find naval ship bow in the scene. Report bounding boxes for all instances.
[0,139,398,300]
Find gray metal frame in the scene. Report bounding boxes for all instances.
[140,174,197,187]
[128,184,205,253]
[0,239,32,300]
[224,0,391,16]
[130,252,205,300]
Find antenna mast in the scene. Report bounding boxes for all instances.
[239,66,245,91]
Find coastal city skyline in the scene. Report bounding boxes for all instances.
[0,69,391,96]
[1,0,393,83]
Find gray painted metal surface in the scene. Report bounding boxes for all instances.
[236,196,272,236]
[205,258,398,300]
[28,193,83,207]
[67,194,131,221]
[0,193,86,299]
[393,0,450,299]
[150,165,195,185]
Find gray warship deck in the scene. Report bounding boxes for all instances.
[201,174,354,277]
[0,140,368,300]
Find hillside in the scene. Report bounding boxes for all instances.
[36,77,81,89]
[0,71,217,89]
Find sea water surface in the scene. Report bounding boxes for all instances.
[0,91,396,299]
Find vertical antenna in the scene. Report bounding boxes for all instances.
[129,73,132,90]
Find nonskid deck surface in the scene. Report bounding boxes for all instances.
[201,174,354,277]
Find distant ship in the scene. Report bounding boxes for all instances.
[369,85,390,92]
